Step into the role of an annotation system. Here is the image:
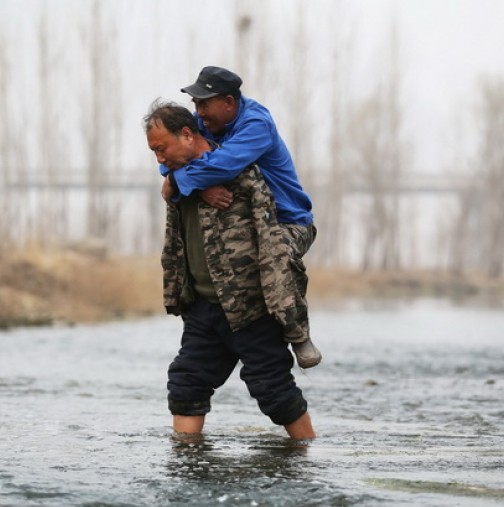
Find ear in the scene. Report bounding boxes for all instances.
[223,95,237,110]
[181,126,194,141]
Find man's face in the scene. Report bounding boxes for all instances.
[192,96,235,135]
[147,122,195,170]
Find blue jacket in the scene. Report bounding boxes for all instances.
[160,96,313,225]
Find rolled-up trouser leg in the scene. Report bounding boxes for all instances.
[168,299,308,426]
[216,311,308,426]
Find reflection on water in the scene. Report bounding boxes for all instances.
[163,437,317,506]
[0,299,503,506]
[161,435,384,506]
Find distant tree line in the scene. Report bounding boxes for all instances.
[1,0,503,278]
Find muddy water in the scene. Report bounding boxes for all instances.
[1,299,503,506]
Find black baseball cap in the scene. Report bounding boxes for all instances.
[181,66,243,99]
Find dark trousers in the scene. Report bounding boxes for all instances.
[168,298,307,426]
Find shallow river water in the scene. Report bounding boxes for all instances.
[1,299,503,506]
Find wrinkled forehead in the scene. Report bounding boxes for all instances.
[147,122,178,146]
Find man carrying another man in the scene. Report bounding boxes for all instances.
[160,66,321,369]
[144,100,315,439]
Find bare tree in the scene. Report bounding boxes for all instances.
[313,2,352,267]
[448,77,504,278]
[36,7,69,246]
[348,24,406,271]
[233,0,271,99]
[0,29,26,251]
[478,78,504,277]
[0,32,11,252]
[234,0,253,84]
[80,0,122,242]
[288,1,310,182]
[473,78,504,277]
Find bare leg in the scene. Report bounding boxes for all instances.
[284,412,316,440]
[173,415,205,434]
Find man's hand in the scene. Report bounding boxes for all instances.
[199,185,233,209]
[161,176,173,202]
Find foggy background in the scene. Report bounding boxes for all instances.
[1,0,504,277]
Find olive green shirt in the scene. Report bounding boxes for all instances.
[178,193,219,303]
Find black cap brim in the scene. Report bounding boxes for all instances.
[180,83,219,99]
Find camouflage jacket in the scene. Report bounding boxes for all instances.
[161,164,309,341]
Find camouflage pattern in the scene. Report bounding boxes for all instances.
[161,164,312,343]
[279,222,317,340]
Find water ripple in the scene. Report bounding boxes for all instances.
[1,303,503,506]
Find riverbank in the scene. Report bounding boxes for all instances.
[0,248,163,329]
[1,248,503,329]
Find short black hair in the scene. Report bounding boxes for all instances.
[143,99,199,134]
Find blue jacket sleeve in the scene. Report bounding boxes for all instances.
[172,117,273,195]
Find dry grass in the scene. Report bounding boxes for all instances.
[0,247,163,328]
[307,266,504,306]
[1,248,503,329]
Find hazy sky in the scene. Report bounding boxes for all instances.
[348,0,504,172]
[2,0,504,175]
